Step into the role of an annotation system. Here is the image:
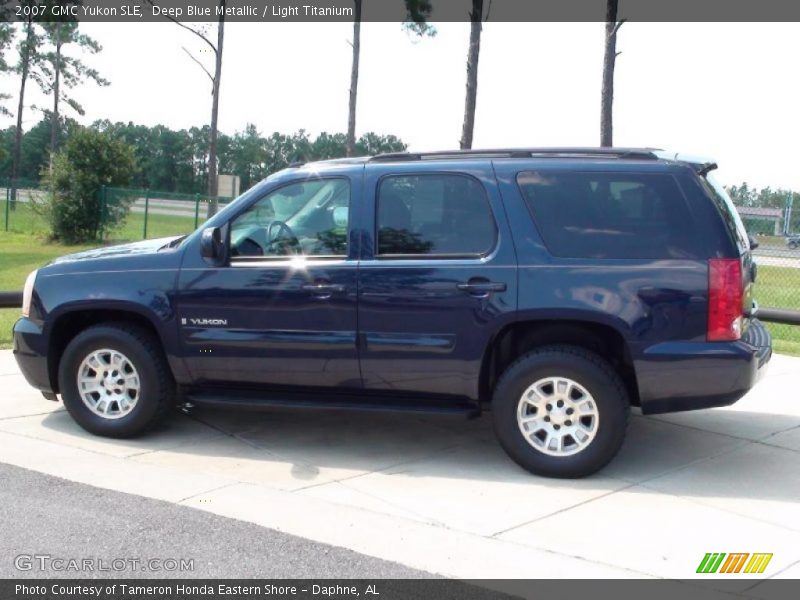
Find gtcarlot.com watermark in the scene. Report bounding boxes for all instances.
[14,553,194,573]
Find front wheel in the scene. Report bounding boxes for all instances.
[789,241,798,250]
[58,323,175,438]
[492,345,629,478]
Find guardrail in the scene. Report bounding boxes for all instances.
[758,307,800,326]
[0,291,22,309]
[2,290,800,324]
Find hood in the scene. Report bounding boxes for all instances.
[50,236,183,264]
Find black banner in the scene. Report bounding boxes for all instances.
[4,579,800,600]
[4,580,510,600]
[4,0,800,23]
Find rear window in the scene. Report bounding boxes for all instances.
[516,170,699,259]
[701,173,750,255]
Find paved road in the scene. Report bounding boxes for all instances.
[754,246,800,269]
[0,463,431,579]
[5,188,203,219]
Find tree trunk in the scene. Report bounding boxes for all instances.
[459,0,483,150]
[600,0,619,148]
[11,19,34,207]
[207,1,225,217]
[49,26,62,175]
[345,0,362,157]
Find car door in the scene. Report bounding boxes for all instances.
[357,161,517,401]
[174,170,362,389]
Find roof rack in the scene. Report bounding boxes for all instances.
[369,147,661,162]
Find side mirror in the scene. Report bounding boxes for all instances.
[748,234,759,250]
[332,206,349,228]
[200,225,228,265]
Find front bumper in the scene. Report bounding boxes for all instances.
[636,319,772,415]
[12,317,54,394]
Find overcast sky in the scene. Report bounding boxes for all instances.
[1,21,798,190]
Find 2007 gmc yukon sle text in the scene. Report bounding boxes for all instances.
[13,148,772,478]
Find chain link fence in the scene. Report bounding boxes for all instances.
[102,186,232,241]
[1,178,49,234]
[732,202,800,354]
[2,178,231,242]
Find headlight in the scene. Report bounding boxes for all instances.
[21,270,38,318]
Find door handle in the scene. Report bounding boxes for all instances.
[302,282,346,298]
[456,281,507,296]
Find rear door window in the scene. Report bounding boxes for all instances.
[516,170,699,259]
[376,174,496,257]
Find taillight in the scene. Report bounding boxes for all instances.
[708,258,743,341]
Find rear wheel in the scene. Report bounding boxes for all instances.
[492,345,629,478]
[58,323,175,438]
[789,241,798,250]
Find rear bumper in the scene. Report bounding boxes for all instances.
[12,317,54,394]
[635,319,772,415]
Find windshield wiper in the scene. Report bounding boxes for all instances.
[163,235,187,250]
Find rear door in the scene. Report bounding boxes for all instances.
[357,161,517,401]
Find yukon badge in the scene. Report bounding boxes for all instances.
[181,317,228,327]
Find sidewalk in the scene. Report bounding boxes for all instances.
[1,349,798,590]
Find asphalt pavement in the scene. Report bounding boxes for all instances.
[0,463,431,579]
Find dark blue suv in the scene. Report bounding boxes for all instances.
[13,148,772,477]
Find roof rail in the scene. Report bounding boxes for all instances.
[369,147,661,162]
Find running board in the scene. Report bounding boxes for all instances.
[184,389,481,418]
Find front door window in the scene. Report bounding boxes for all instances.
[230,179,350,258]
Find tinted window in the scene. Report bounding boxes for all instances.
[702,173,749,254]
[231,179,350,258]
[517,171,698,259]
[377,174,495,256]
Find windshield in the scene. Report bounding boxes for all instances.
[702,173,750,254]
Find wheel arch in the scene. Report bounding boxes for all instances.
[45,304,173,394]
[478,316,639,407]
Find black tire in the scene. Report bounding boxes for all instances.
[58,322,175,438]
[492,345,629,478]
[789,242,798,250]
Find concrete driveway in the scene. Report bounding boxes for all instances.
[1,349,798,590]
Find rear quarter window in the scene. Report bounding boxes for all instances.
[516,170,700,259]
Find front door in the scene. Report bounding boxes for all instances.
[175,174,362,389]
[357,162,517,401]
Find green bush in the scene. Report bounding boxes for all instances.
[43,128,136,243]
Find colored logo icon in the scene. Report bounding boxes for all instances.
[697,553,773,574]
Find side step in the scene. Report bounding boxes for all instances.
[184,389,481,419]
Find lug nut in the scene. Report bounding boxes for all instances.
[544,416,550,422]
[557,400,564,408]
[546,404,552,411]
[566,408,574,415]
[565,420,572,426]
[554,424,561,430]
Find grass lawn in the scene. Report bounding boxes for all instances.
[0,207,200,350]
[2,201,199,243]
[0,232,94,350]
[119,211,198,240]
[1,218,799,355]
[754,265,800,355]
